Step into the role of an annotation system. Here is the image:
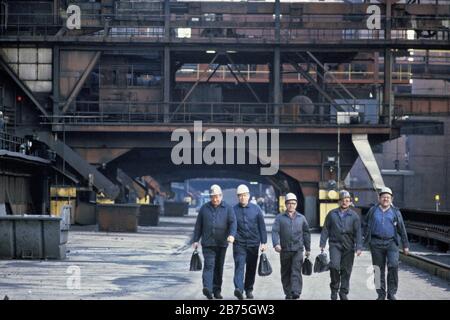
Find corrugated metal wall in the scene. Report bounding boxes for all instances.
[0,175,32,214]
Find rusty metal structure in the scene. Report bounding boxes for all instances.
[0,0,449,226]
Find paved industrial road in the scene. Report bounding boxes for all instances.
[0,215,449,300]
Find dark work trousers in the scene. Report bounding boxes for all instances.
[202,246,228,294]
[329,245,355,295]
[369,239,399,297]
[233,244,259,293]
[280,250,304,296]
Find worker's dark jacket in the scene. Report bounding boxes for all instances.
[362,205,409,249]
[320,208,363,251]
[272,211,311,252]
[193,201,237,247]
[233,202,267,247]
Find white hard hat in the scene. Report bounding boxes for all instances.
[285,193,297,203]
[236,184,250,195]
[209,184,222,196]
[339,190,351,200]
[379,186,393,196]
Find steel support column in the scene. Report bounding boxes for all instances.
[445,126,450,211]
[382,0,393,125]
[316,61,325,119]
[273,0,281,124]
[162,0,170,123]
[274,48,281,124]
[164,46,170,123]
[275,0,281,42]
[385,0,392,42]
[373,52,380,104]
[53,0,59,25]
[52,46,60,118]
[164,0,170,42]
[383,49,393,124]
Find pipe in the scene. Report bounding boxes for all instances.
[1,1,8,29]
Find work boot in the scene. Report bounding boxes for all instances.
[387,294,397,300]
[234,289,244,300]
[285,295,293,300]
[376,294,386,300]
[245,291,254,299]
[331,292,338,300]
[213,292,223,299]
[291,293,300,300]
[339,292,348,300]
[202,288,213,300]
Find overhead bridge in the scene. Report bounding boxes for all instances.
[0,1,449,49]
[395,94,450,116]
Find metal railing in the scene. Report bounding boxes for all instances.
[42,101,383,126]
[0,131,25,152]
[176,65,413,83]
[394,97,450,116]
[0,12,448,42]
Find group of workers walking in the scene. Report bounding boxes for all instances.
[192,184,409,300]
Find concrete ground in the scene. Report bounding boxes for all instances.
[0,215,449,300]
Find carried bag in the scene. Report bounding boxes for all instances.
[302,257,313,276]
[314,252,330,273]
[189,249,202,271]
[258,253,272,276]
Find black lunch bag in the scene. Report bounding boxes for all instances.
[302,257,313,276]
[313,252,330,273]
[190,249,202,271]
[258,253,273,276]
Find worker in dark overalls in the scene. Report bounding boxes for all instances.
[363,187,410,300]
[272,193,311,300]
[232,184,267,300]
[193,184,237,299]
[320,190,362,300]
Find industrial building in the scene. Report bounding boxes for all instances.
[0,0,449,301]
